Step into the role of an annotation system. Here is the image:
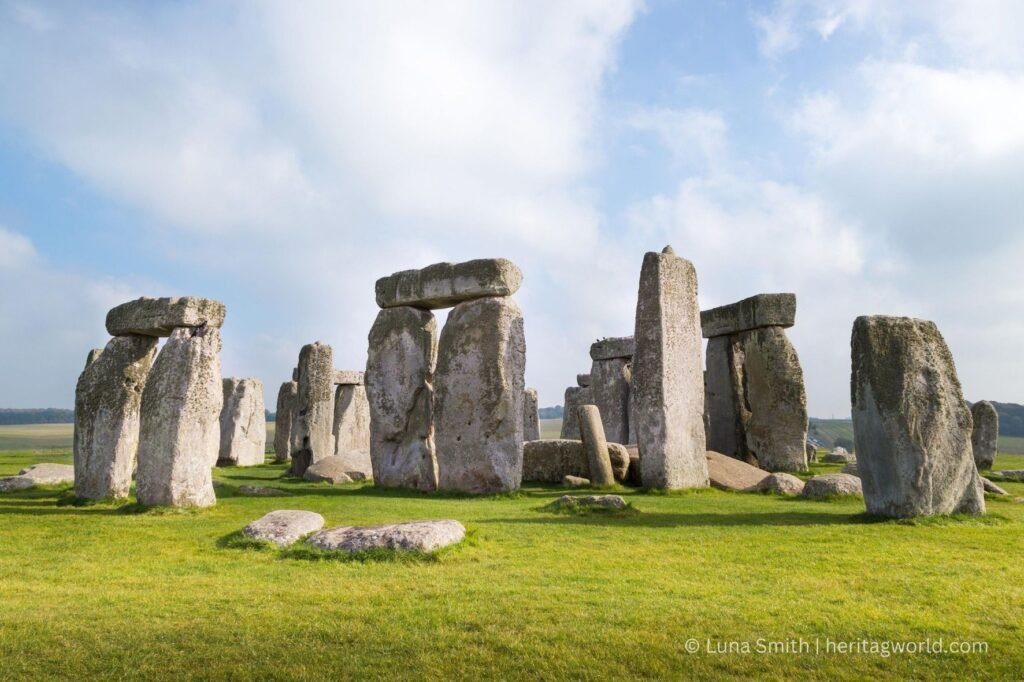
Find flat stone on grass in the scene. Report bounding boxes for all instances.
[991,470,1024,482]
[706,450,769,492]
[303,456,355,485]
[307,520,466,553]
[242,510,325,547]
[545,494,629,512]
[562,475,590,487]
[237,485,290,497]
[801,473,863,499]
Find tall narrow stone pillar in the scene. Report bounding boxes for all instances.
[288,342,335,476]
[218,378,266,467]
[333,378,372,476]
[273,381,297,463]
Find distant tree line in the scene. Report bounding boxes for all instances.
[0,408,75,425]
[991,402,1024,437]
[539,405,563,419]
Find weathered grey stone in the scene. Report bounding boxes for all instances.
[578,405,614,486]
[375,258,522,309]
[704,336,747,464]
[521,439,629,483]
[242,510,324,547]
[576,373,591,388]
[590,358,631,444]
[523,388,540,441]
[332,383,372,475]
[590,336,634,361]
[106,296,226,337]
[806,442,817,463]
[991,470,1024,481]
[218,378,265,467]
[632,247,708,489]
[303,455,354,484]
[700,293,796,338]
[801,473,863,499]
[852,316,985,517]
[548,494,627,511]
[18,463,75,485]
[970,401,999,470]
[841,462,860,476]
[559,386,593,439]
[706,450,770,492]
[273,382,297,463]
[333,370,364,386]
[366,306,438,491]
[563,475,590,487]
[822,451,855,464]
[74,334,157,500]
[289,342,335,476]
[84,348,104,368]
[435,296,525,494]
[291,367,299,382]
[981,477,1008,495]
[756,472,805,496]
[136,326,222,507]
[0,476,35,493]
[237,485,289,496]
[307,520,466,553]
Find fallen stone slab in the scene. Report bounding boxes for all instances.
[333,370,364,386]
[307,519,466,553]
[106,296,226,336]
[801,473,862,499]
[522,439,629,483]
[700,293,796,339]
[242,510,325,547]
[547,494,627,511]
[238,485,289,497]
[981,478,1009,496]
[19,463,76,485]
[756,472,805,496]
[990,470,1024,481]
[562,475,590,487]
[303,456,354,485]
[706,451,769,492]
[589,336,634,361]
[375,258,522,309]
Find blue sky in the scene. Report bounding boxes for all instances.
[2,0,1023,417]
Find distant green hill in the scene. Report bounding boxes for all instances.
[0,409,74,425]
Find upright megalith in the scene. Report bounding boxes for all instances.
[971,401,999,471]
[435,296,526,493]
[523,388,540,441]
[73,335,158,500]
[589,338,632,445]
[701,293,808,472]
[332,374,372,476]
[365,307,439,491]
[218,378,266,467]
[559,385,593,439]
[632,246,708,489]
[851,316,984,518]
[578,405,614,486]
[136,326,223,507]
[288,342,335,476]
[106,296,226,337]
[375,258,522,309]
[273,381,297,463]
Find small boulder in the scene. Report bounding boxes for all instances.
[801,473,862,499]
[706,451,770,492]
[242,510,325,547]
[757,472,805,496]
[238,485,289,497]
[981,478,1009,496]
[303,456,354,485]
[549,494,628,511]
[822,449,855,464]
[562,475,590,487]
[0,476,35,493]
[307,520,465,553]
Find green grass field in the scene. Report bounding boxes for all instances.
[2,430,1024,679]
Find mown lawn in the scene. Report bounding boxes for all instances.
[1,445,1023,680]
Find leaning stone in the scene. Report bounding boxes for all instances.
[632,246,708,489]
[576,373,591,388]
[548,494,627,511]
[970,401,999,471]
[303,456,354,485]
[307,520,466,553]
[273,382,298,463]
[366,307,439,491]
[589,336,634,361]
[238,485,289,497]
[333,370,364,386]
[806,442,817,463]
[578,405,614,486]
[135,326,222,508]
[523,387,540,441]
[757,472,805,496]
[802,473,862,498]
[332,383,372,476]
[981,478,1008,496]
[375,259,522,309]
[563,475,590,487]
[852,316,984,517]
[559,386,593,439]
[242,510,324,547]
[218,378,265,467]
[289,342,335,476]
[74,334,157,500]
[435,296,525,494]
[706,450,770,492]
[700,293,796,339]
[522,440,629,483]
[590,357,631,445]
[106,296,226,337]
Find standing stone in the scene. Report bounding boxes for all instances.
[435,296,526,493]
[365,307,439,491]
[289,342,335,476]
[218,378,266,467]
[805,442,817,463]
[632,246,708,489]
[704,336,749,463]
[560,385,594,439]
[332,382,372,475]
[578,405,614,486]
[523,387,541,441]
[136,326,223,507]
[851,316,984,517]
[273,381,297,463]
[970,401,999,471]
[590,356,631,445]
[73,335,158,500]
